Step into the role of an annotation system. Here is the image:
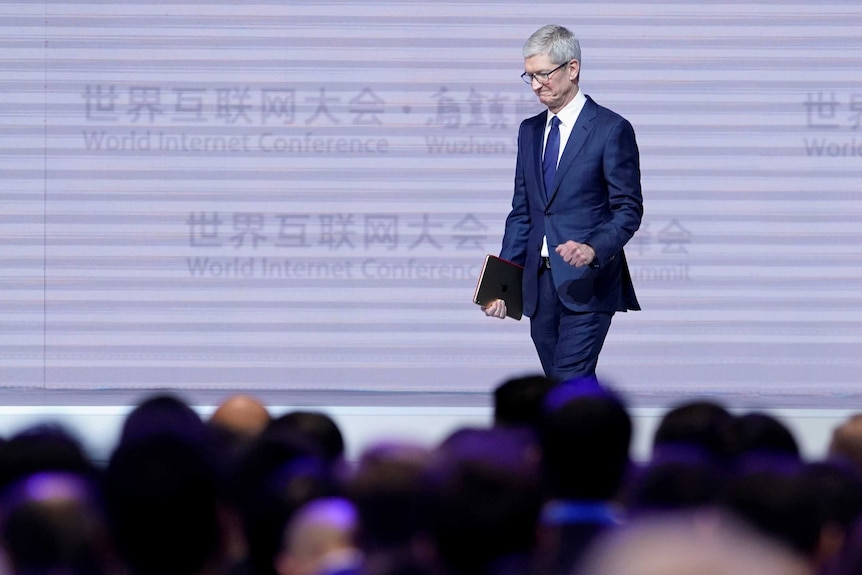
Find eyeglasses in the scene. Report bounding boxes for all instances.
[521,61,569,85]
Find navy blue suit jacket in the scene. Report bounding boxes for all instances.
[500,95,642,317]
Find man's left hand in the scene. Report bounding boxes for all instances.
[555,241,595,267]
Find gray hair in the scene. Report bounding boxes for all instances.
[523,25,581,65]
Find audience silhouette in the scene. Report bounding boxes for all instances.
[0,376,859,575]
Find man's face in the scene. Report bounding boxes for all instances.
[524,53,579,114]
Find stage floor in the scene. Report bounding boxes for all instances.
[0,386,855,466]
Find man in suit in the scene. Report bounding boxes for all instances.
[483,24,643,381]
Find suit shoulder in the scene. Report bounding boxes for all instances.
[520,111,546,128]
[585,95,632,126]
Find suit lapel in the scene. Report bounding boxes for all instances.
[547,96,597,204]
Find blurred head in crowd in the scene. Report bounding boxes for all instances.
[210,394,272,439]
[119,393,209,446]
[275,497,361,575]
[103,433,225,575]
[227,420,341,575]
[651,400,733,462]
[725,411,800,461]
[427,426,543,575]
[828,414,862,475]
[718,454,820,563]
[625,445,728,514]
[1,471,114,575]
[493,373,558,430]
[540,380,632,501]
[266,411,346,468]
[574,511,810,575]
[0,424,98,493]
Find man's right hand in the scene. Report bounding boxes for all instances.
[481,299,507,319]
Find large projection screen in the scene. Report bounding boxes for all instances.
[3,1,861,405]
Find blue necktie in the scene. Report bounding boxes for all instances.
[543,115,561,196]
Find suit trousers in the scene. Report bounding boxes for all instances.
[531,264,612,381]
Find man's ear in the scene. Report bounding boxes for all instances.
[568,59,580,82]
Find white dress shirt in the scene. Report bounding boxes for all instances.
[541,89,587,257]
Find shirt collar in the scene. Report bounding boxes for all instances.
[547,89,587,128]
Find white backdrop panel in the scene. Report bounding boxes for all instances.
[2,1,861,400]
